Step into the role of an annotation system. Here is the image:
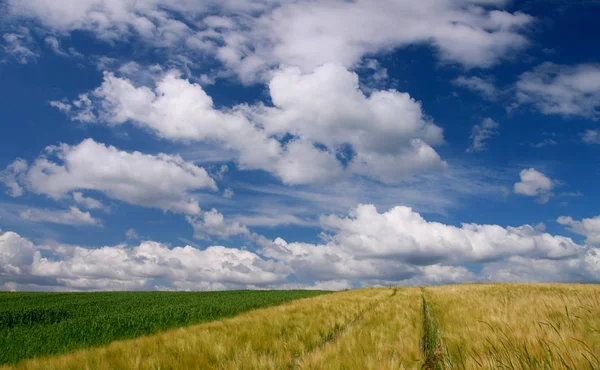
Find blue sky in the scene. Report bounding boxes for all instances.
[0,0,599,291]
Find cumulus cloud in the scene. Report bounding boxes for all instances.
[558,215,600,246]
[2,139,217,214]
[186,209,250,240]
[513,168,555,203]
[62,71,315,184]
[257,63,446,182]
[57,64,446,184]
[8,0,532,80]
[467,118,499,152]
[516,63,600,119]
[4,203,600,291]
[0,231,37,277]
[262,204,585,283]
[0,230,289,291]
[322,204,581,262]
[479,253,600,283]
[453,76,499,100]
[204,0,533,81]
[19,206,100,227]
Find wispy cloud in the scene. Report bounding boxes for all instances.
[467,118,500,153]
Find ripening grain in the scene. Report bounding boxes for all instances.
[0,290,328,365]
[7,284,599,370]
[296,287,423,370]
[9,288,392,370]
[424,284,600,369]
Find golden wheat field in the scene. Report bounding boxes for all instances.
[424,284,600,369]
[3,284,600,370]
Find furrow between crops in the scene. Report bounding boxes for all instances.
[421,288,451,370]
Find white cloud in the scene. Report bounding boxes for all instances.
[223,188,234,199]
[0,231,36,277]
[558,215,600,246]
[44,35,68,56]
[8,0,532,81]
[453,76,499,100]
[2,28,38,64]
[214,164,229,180]
[257,63,446,182]
[0,230,290,291]
[357,59,389,92]
[4,203,600,291]
[273,279,352,291]
[322,204,581,262]
[67,71,299,181]
[467,118,499,152]
[513,168,554,203]
[479,253,600,283]
[402,265,478,286]
[530,138,558,148]
[49,100,72,113]
[4,138,217,214]
[19,206,100,227]
[262,204,584,283]
[7,0,201,46]
[209,0,533,82]
[44,35,83,58]
[186,208,250,240]
[59,64,446,184]
[516,62,600,119]
[50,95,96,123]
[125,228,139,240]
[235,214,316,228]
[582,129,600,144]
[0,159,28,197]
[72,192,103,209]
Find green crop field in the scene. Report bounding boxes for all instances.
[0,290,329,365]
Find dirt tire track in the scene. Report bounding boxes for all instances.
[287,288,397,369]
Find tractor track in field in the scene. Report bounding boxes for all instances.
[420,288,452,370]
[286,288,398,369]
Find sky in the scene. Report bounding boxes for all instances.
[0,0,599,291]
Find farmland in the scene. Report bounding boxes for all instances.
[424,284,600,369]
[3,284,600,369]
[0,290,329,365]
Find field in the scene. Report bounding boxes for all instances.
[424,284,600,369]
[0,290,329,365]
[2,284,600,369]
